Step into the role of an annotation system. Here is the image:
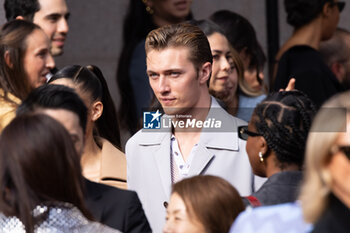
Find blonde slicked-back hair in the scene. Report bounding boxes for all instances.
[300,91,350,223]
[145,23,213,72]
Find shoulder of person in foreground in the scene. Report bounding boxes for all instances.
[84,179,152,233]
[229,202,312,233]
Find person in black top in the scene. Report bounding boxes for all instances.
[273,0,345,108]
[16,85,152,233]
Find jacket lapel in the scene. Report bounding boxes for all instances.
[153,133,172,199]
[188,145,214,176]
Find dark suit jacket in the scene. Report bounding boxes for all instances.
[84,179,152,233]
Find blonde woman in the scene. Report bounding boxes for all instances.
[300,90,350,232]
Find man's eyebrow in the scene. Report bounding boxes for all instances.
[44,13,61,19]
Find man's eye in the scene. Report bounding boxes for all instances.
[47,16,60,22]
[148,73,158,79]
[170,72,180,77]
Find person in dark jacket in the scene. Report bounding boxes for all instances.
[239,91,316,206]
[16,84,152,233]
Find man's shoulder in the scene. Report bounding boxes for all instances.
[210,97,247,126]
[126,128,168,149]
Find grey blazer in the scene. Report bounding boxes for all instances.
[126,98,253,233]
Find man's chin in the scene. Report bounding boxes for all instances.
[50,47,64,57]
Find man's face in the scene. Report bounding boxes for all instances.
[32,0,69,56]
[41,109,84,156]
[147,47,209,115]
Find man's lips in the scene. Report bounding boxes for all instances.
[160,97,176,104]
[52,37,66,47]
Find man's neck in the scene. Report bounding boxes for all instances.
[173,93,211,133]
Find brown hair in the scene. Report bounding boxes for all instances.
[0,20,40,101]
[0,114,93,233]
[172,175,245,233]
[145,23,213,71]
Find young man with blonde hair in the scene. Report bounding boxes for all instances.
[126,23,253,232]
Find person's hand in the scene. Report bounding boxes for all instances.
[279,78,295,91]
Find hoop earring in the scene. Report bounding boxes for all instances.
[259,152,264,162]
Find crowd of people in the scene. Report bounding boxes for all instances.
[0,0,349,232]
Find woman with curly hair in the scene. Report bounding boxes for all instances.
[239,91,316,206]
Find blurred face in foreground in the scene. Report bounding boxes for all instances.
[163,192,205,233]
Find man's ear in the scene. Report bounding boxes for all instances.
[198,62,211,84]
[330,62,344,82]
[4,51,13,69]
[91,101,103,122]
[15,16,25,20]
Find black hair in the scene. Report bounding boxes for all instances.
[16,84,88,134]
[210,10,266,83]
[116,0,193,134]
[253,91,316,168]
[4,0,40,21]
[190,19,225,37]
[284,0,333,28]
[49,65,121,148]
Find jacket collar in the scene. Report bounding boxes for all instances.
[138,97,242,150]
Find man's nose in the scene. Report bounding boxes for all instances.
[58,18,69,34]
[159,76,170,93]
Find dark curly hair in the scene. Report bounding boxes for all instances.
[253,91,316,168]
[284,0,333,28]
[4,0,40,21]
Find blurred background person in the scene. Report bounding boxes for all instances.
[273,0,345,108]
[163,175,244,233]
[210,10,267,122]
[300,90,350,232]
[49,65,126,189]
[319,27,350,90]
[4,0,70,57]
[0,114,119,232]
[0,20,54,131]
[116,0,193,137]
[193,19,243,117]
[239,91,315,206]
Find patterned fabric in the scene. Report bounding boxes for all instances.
[230,202,313,233]
[170,135,198,181]
[0,203,121,233]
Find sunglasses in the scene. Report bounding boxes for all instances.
[333,1,345,12]
[238,126,261,141]
[331,145,350,160]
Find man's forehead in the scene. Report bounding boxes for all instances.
[146,46,193,70]
[36,0,68,15]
